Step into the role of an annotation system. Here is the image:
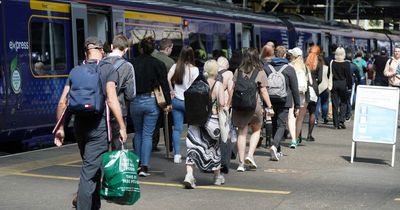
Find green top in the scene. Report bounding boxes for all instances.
[152,50,175,72]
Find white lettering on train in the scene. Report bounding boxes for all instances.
[8,41,29,52]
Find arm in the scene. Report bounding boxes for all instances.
[384,59,395,77]
[54,85,70,147]
[288,68,301,109]
[217,81,225,107]
[167,64,175,98]
[106,81,127,142]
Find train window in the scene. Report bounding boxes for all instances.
[30,21,66,75]
[162,31,183,60]
[212,34,228,58]
[127,29,156,59]
[189,33,207,59]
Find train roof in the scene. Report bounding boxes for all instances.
[117,0,286,26]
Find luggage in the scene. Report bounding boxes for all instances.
[100,148,140,205]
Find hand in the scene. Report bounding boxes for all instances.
[294,108,299,118]
[265,107,274,117]
[54,129,65,147]
[170,91,175,99]
[119,128,127,143]
[164,105,172,112]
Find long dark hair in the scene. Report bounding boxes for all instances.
[239,48,262,74]
[171,46,195,85]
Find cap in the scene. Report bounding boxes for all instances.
[84,36,103,50]
[380,47,387,55]
[288,47,303,57]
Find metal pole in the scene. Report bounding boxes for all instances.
[330,0,334,21]
[243,0,247,8]
[325,0,329,22]
[356,0,360,26]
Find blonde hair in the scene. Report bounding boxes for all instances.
[335,47,346,61]
[204,59,219,78]
[291,56,306,72]
[217,56,229,70]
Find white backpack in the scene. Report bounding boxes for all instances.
[295,66,308,93]
[266,64,288,102]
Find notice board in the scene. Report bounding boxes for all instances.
[352,85,399,144]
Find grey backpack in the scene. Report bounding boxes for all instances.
[266,64,288,102]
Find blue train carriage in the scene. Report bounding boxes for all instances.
[0,0,72,146]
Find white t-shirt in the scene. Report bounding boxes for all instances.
[168,64,199,100]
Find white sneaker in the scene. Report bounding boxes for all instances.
[236,165,245,172]
[183,174,196,189]
[214,174,225,186]
[270,146,279,161]
[245,156,257,169]
[174,154,182,164]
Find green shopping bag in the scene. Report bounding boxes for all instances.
[100,148,140,205]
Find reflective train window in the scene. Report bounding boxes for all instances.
[162,31,183,61]
[30,21,66,75]
[189,33,207,60]
[127,29,155,59]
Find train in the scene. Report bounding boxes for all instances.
[0,0,399,149]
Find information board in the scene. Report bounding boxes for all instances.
[352,85,399,144]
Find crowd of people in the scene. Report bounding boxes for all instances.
[53,33,400,209]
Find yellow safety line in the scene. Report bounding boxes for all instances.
[394,198,400,201]
[13,172,290,195]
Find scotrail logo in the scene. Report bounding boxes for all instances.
[9,41,29,52]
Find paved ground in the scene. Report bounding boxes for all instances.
[1,119,400,210]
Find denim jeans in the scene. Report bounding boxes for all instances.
[315,89,329,122]
[131,95,160,166]
[171,98,185,155]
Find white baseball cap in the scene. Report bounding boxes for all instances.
[288,47,303,57]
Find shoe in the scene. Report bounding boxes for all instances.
[183,174,196,189]
[270,146,279,161]
[221,165,229,174]
[289,141,297,149]
[214,174,225,186]
[245,156,257,169]
[340,123,346,129]
[334,125,341,129]
[236,164,245,172]
[306,136,315,142]
[174,154,182,164]
[297,137,302,144]
[345,117,351,122]
[72,194,77,208]
[138,166,150,177]
[323,119,329,124]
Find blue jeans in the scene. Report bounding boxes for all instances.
[315,89,329,122]
[171,98,185,155]
[131,95,160,166]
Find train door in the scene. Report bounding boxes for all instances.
[321,32,331,58]
[253,26,261,51]
[242,24,252,49]
[0,4,5,131]
[71,3,122,66]
[234,23,242,50]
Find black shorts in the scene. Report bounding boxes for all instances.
[307,101,317,113]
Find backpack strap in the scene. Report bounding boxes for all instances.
[277,64,288,73]
[268,64,277,73]
[113,58,126,72]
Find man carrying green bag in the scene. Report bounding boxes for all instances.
[101,147,141,205]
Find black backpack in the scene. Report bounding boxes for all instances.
[232,70,259,112]
[184,76,212,126]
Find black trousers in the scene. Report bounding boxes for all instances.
[331,80,348,127]
[74,118,108,210]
